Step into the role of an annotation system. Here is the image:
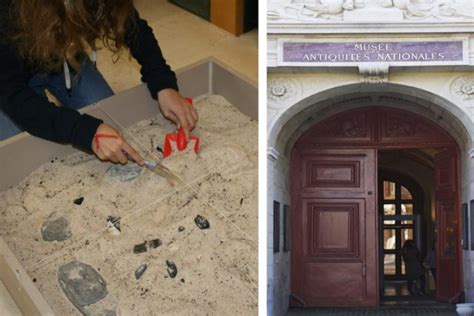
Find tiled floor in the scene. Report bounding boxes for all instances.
[97,0,258,94]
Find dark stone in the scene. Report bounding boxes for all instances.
[133,238,161,254]
[106,164,142,182]
[106,216,121,232]
[102,310,116,316]
[82,308,116,316]
[41,213,72,242]
[74,197,85,205]
[178,226,185,232]
[166,260,177,278]
[240,198,244,205]
[149,238,162,249]
[180,278,185,283]
[58,261,108,309]
[32,278,37,283]
[156,145,163,153]
[133,242,147,254]
[194,215,210,230]
[135,264,147,280]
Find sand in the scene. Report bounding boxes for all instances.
[0,95,257,315]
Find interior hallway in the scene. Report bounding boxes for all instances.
[96,0,258,94]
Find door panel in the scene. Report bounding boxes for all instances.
[291,149,378,307]
[434,149,462,302]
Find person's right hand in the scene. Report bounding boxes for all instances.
[91,124,144,165]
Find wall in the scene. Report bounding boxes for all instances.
[267,3,474,312]
[267,76,474,314]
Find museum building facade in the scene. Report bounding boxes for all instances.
[267,0,474,314]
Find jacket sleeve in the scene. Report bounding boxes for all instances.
[0,43,103,151]
[125,9,179,99]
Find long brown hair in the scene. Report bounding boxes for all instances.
[12,0,135,71]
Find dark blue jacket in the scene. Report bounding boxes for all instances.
[0,2,178,151]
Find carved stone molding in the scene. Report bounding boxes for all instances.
[267,0,474,23]
[450,75,474,103]
[268,77,303,110]
[359,63,389,83]
[469,148,474,158]
[268,147,281,162]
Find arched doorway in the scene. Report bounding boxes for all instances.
[290,107,462,307]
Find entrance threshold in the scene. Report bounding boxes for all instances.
[287,301,457,316]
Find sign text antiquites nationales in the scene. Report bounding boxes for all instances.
[280,41,465,66]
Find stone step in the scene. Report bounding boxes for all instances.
[288,303,457,316]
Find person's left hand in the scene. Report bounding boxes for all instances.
[157,89,199,140]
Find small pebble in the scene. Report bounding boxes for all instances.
[178,226,185,232]
[166,260,177,278]
[73,197,84,205]
[133,238,161,254]
[135,264,147,280]
[107,216,121,236]
[133,242,147,254]
[194,215,210,230]
[32,278,37,283]
[156,145,163,153]
[149,238,162,249]
[180,278,185,283]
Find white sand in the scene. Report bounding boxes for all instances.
[0,95,257,315]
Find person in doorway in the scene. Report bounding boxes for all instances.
[424,239,436,283]
[402,239,427,296]
[0,0,198,165]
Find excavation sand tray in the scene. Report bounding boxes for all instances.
[0,59,258,315]
[0,94,257,315]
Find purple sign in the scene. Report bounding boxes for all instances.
[282,41,464,64]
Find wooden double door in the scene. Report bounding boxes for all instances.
[290,107,462,307]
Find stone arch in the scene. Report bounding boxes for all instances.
[268,83,474,157]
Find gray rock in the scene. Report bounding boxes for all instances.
[58,261,108,310]
[82,308,116,316]
[166,260,178,278]
[135,264,147,280]
[41,213,72,242]
[106,164,142,182]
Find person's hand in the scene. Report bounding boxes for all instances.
[157,89,199,140]
[91,124,144,165]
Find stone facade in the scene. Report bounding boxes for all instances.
[267,2,474,314]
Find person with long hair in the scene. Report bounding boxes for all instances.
[0,0,198,165]
[402,239,427,296]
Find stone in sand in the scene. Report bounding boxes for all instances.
[149,238,162,249]
[106,164,142,182]
[41,213,72,242]
[74,197,85,205]
[58,261,108,309]
[135,264,147,280]
[106,216,121,236]
[166,260,178,278]
[194,215,210,230]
